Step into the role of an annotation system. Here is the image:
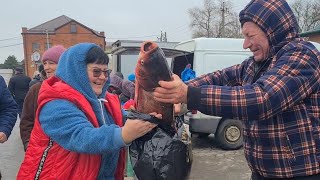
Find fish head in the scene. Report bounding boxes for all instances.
[135,41,172,92]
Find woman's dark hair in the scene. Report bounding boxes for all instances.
[85,46,109,65]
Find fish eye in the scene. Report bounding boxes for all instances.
[141,59,144,65]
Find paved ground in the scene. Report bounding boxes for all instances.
[189,134,251,180]
[0,120,251,180]
[0,119,25,180]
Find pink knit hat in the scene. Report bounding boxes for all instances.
[41,45,66,64]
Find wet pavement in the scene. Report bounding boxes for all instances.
[0,120,251,180]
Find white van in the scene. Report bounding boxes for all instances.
[171,37,252,150]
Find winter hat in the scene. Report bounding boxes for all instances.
[15,67,23,73]
[113,72,124,79]
[121,80,135,99]
[41,45,66,64]
[109,74,123,89]
[128,73,135,82]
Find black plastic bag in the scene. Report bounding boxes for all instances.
[128,115,192,180]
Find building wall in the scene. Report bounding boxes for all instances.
[22,22,105,77]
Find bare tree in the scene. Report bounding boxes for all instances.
[290,0,320,32]
[188,0,242,38]
[188,0,217,38]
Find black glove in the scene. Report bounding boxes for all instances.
[125,110,162,124]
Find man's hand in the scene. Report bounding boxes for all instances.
[154,74,188,104]
[0,132,8,143]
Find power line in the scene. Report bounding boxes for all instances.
[0,37,47,49]
[0,36,21,41]
[0,43,23,48]
[165,24,190,36]
[168,27,191,37]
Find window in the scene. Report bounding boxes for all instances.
[45,43,52,50]
[71,23,77,33]
[32,43,40,51]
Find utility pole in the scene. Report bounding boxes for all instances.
[163,32,167,42]
[220,2,227,37]
[46,29,50,49]
[157,31,168,42]
[158,31,163,42]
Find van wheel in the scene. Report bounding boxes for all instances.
[216,119,243,150]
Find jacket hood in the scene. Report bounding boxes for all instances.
[239,0,301,56]
[55,43,110,126]
[55,43,109,99]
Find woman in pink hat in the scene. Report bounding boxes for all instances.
[19,45,66,151]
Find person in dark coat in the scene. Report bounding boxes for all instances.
[0,75,18,178]
[8,67,31,117]
[0,75,17,142]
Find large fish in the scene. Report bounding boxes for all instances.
[130,41,192,180]
[134,41,174,125]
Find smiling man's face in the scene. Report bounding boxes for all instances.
[242,22,270,62]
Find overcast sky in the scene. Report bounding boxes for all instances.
[0,0,253,63]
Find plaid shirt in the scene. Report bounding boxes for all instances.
[187,0,320,178]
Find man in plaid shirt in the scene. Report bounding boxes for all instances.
[154,0,320,179]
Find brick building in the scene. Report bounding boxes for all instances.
[21,15,106,77]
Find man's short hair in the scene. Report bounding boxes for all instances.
[15,67,23,73]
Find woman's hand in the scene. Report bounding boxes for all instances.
[121,113,161,144]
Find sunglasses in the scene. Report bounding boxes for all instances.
[91,68,112,78]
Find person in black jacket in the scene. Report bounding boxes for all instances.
[8,67,31,118]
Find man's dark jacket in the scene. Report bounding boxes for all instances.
[8,72,31,100]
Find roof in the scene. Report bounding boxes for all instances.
[26,15,103,37]
[111,40,187,58]
[111,40,179,49]
[174,37,251,53]
[300,25,320,37]
[29,15,72,33]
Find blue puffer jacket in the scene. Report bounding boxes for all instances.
[0,75,17,138]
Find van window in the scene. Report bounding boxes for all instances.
[171,53,194,78]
